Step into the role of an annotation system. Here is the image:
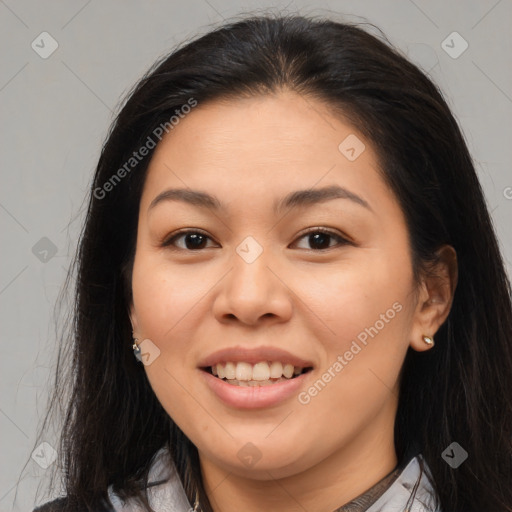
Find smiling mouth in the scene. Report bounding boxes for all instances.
[202,361,313,387]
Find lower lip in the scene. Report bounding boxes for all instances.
[200,369,311,409]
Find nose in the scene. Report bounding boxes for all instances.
[212,246,293,327]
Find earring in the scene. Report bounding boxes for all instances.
[423,335,434,347]
[132,334,142,362]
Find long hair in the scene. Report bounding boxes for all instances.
[33,14,512,512]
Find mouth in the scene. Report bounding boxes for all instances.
[201,361,314,387]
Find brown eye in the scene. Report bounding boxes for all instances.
[162,230,216,250]
[293,229,350,251]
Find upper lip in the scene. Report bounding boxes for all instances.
[198,346,314,369]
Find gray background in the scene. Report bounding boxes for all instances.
[1,0,511,510]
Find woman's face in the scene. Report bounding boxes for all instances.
[130,91,426,480]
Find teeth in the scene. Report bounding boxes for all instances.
[235,362,253,381]
[252,362,270,381]
[212,361,306,381]
[283,363,294,379]
[226,377,289,386]
[269,361,283,378]
[224,361,236,380]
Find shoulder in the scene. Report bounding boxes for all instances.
[33,497,69,512]
[33,496,99,512]
[34,448,182,512]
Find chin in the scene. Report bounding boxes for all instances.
[198,436,314,478]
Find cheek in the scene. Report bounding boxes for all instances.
[290,246,412,352]
[290,277,409,469]
[130,255,209,434]
[131,251,207,342]
[289,246,413,416]
[130,253,205,405]
[297,271,409,402]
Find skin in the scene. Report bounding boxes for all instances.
[129,90,457,512]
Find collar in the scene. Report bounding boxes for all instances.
[108,448,440,512]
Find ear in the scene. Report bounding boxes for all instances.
[129,301,139,338]
[409,245,458,352]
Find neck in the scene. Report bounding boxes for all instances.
[199,414,397,512]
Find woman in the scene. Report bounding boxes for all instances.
[33,14,512,512]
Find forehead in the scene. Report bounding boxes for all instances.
[150,91,366,165]
[140,91,390,214]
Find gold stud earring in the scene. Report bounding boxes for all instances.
[423,335,434,347]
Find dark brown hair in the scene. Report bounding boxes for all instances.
[32,13,512,512]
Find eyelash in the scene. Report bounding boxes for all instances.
[161,227,352,252]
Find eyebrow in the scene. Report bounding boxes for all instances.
[149,188,221,211]
[148,185,372,214]
[274,185,372,214]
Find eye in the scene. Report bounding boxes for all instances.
[292,228,351,251]
[162,227,351,252]
[162,229,218,250]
